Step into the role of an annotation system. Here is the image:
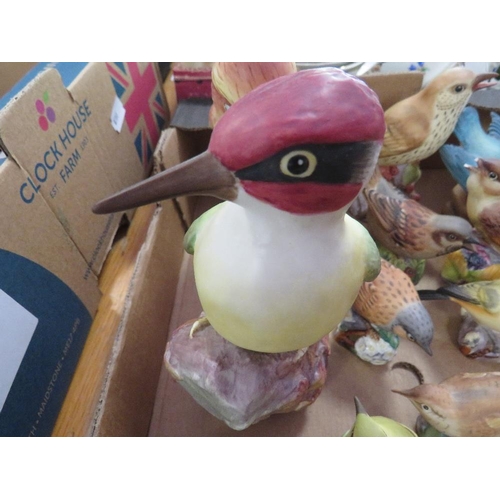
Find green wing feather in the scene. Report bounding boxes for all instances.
[183,202,226,255]
[362,226,382,282]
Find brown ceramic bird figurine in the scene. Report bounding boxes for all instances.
[363,174,476,259]
[352,259,434,355]
[378,67,497,167]
[465,158,500,253]
[393,371,500,436]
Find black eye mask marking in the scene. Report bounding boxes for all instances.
[235,141,380,185]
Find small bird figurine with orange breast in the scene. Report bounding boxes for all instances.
[363,174,476,259]
[465,158,500,253]
[351,259,434,355]
[378,67,497,168]
[393,371,500,436]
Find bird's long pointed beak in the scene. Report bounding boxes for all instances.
[463,234,486,251]
[472,72,498,91]
[93,151,238,214]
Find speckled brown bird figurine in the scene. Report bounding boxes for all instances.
[352,259,434,355]
[378,67,497,168]
[466,158,500,253]
[393,371,500,436]
[364,174,476,259]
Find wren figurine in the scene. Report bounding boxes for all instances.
[93,68,386,353]
[393,371,500,436]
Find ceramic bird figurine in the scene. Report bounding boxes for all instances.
[363,175,476,259]
[458,310,500,359]
[418,280,500,331]
[393,371,500,436]
[441,233,500,284]
[93,68,386,353]
[344,396,417,437]
[440,109,500,191]
[209,62,297,126]
[465,158,500,252]
[351,259,434,355]
[377,67,497,168]
[335,309,399,365]
[453,107,500,159]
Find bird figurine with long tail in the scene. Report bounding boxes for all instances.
[393,371,500,437]
[418,280,500,331]
[93,68,386,353]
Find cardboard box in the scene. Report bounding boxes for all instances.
[0,62,169,436]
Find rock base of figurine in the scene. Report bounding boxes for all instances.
[164,316,331,431]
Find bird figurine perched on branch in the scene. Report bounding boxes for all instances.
[393,371,500,437]
[93,68,386,353]
[378,67,497,169]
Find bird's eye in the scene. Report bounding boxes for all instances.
[421,404,431,412]
[488,171,499,181]
[446,233,458,241]
[454,85,466,93]
[407,333,415,342]
[280,150,317,178]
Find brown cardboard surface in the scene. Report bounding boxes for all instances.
[91,200,185,437]
[0,158,100,314]
[149,169,498,437]
[0,63,36,98]
[0,68,120,277]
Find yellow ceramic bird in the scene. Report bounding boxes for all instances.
[344,396,417,437]
[352,259,434,354]
[363,176,476,259]
[378,67,497,167]
[418,280,500,331]
[209,62,297,126]
[465,158,500,253]
[393,371,500,437]
[93,68,386,353]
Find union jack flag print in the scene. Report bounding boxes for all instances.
[105,62,167,169]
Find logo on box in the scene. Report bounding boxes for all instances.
[35,91,56,131]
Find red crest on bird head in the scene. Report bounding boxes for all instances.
[209,67,386,171]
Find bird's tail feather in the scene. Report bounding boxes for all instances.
[488,111,500,140]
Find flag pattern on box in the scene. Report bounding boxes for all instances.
[106,62,167,169]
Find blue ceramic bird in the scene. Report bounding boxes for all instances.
[93,68,386,353]
[440,107,500,189]
[454,107,500,158]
